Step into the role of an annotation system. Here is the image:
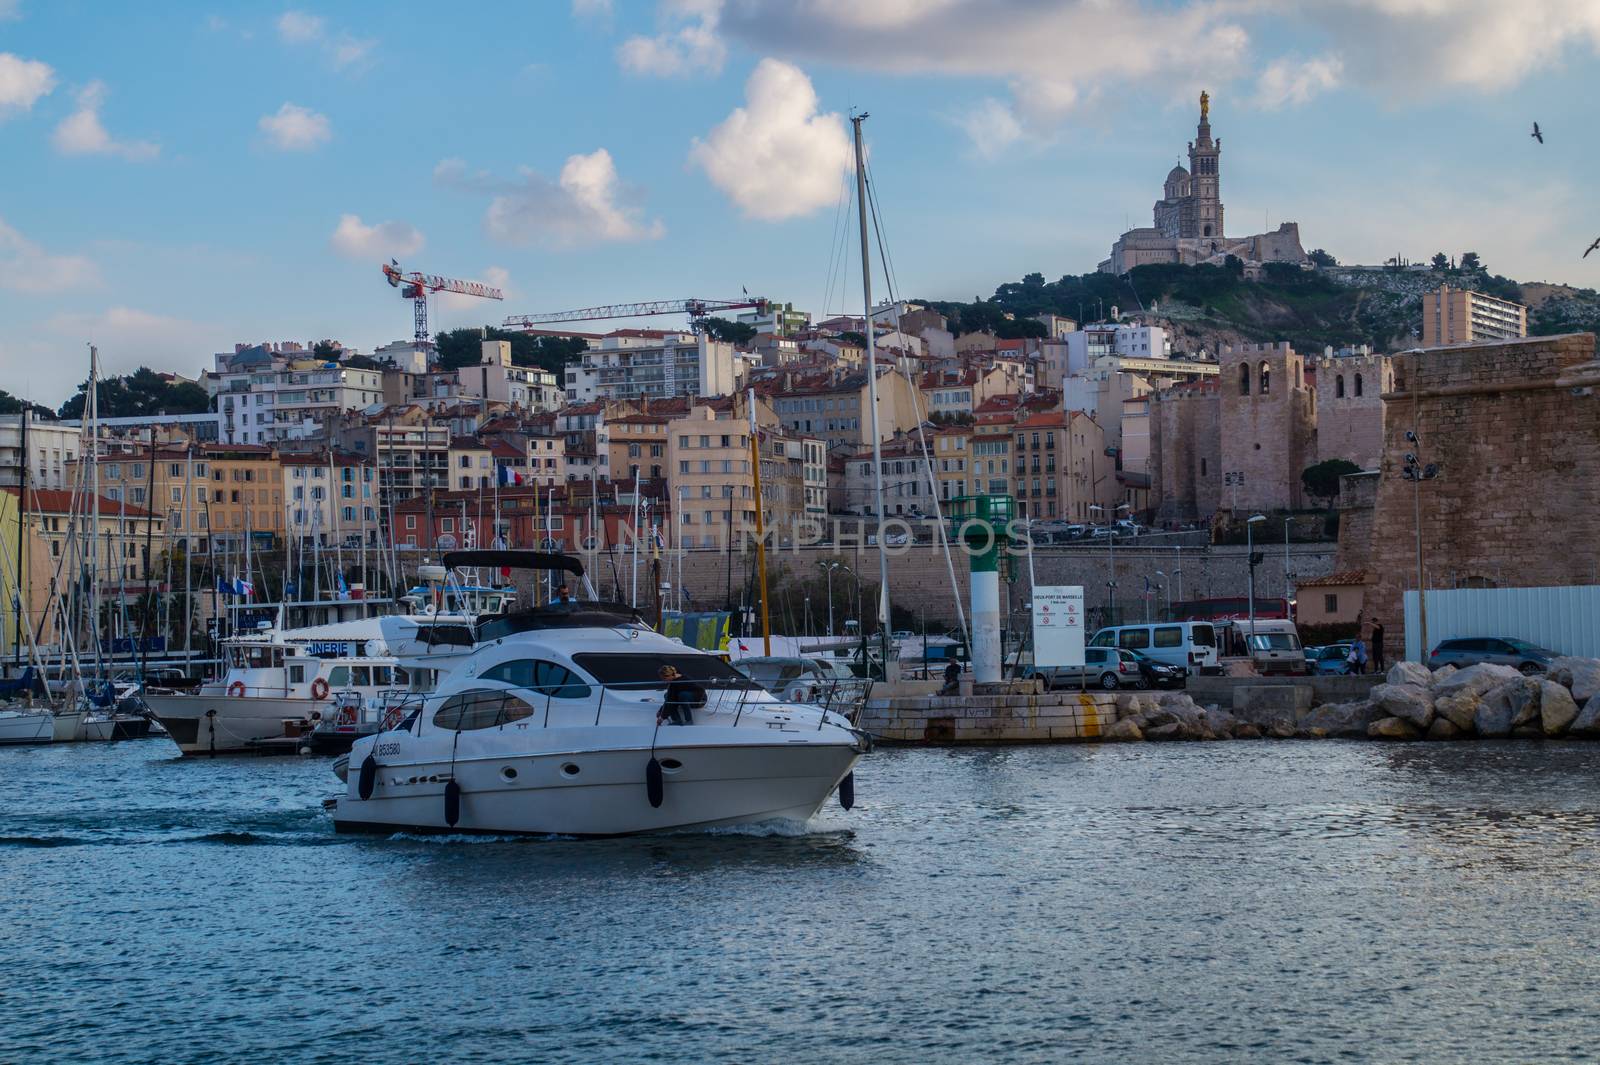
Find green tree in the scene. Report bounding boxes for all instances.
[1224,254,1245,276]
[312,340,339,357]
[1459,251,1483,272]
[1307,248,1338,267]
[1301,459,1362,506]
[0,390,54,419]
[1430,252,1449,270]
[57,368,212,419]
[433,326,589,376]
[701,317,757,344]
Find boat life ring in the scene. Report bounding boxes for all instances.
[227,680,246,697]
[336,703,357,726]
[310,678,330,701]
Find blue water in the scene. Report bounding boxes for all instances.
[4,738,1599,1063]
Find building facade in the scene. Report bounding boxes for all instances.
[1420,285,1528,346]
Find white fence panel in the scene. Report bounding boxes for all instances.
[1404,585,1600,661]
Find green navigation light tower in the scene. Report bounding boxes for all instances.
[949,494,1015,685]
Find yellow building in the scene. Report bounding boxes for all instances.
[1421,285,1527,346]
[202,444,285,550]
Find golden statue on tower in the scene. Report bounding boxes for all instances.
[1200,89,1209,120]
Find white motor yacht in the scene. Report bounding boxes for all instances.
[329,552,869,838]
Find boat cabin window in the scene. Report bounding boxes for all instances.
[572,653,759,692]
[327,666,349,687]
[350,666,372,687]
[409,669,438,694]
[480,659,591,699]
[431,689,538,731]
[288,665,306,684]
[232,646,282,669]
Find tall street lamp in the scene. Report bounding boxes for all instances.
[1401,431,1439,662]
[1246,513,1267,652]
[1089,502,1130,625]
[819,559,842,639]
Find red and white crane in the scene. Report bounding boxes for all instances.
[382,260,505,347]
[501,296,769,333]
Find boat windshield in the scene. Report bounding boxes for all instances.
[573,653,760,692]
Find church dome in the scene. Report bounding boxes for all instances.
[1166,164,1190,183]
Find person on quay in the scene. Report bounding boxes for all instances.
[657,665,705,726]
[941,660,961,696]
[1347,634,1369,675]
[1370,620,1386,674]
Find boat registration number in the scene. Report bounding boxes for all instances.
[374,742,402,757]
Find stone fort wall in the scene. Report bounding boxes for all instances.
[1219,342,1315,511]
[1150,383,1220,525]
[1312,354,1392,469]
[1361,333,1600,654]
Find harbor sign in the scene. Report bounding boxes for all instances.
[1032,586,1085,668]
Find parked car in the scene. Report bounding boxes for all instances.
[1088,622,1221,675]
[1122,648,1187,689]
[1308,643,1355,675]
[1021,647,1146,691]
[1225,620,1309,675]
[1427,637,1557,675]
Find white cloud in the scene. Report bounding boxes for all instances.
[0,52,55,119]
[1254,53,1343,109]
[952,97,1025,159]
[436,150,665,248]
[42,307,216,381]
[329,214,425,261]
[51,81,159,161]
[0,216,99,293]
[258,102,331,150]
[276,10,376,69]
[618,0,725,76]
[689,58,852,221]
[276,10,324,43]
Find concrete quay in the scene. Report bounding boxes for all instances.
[861,681,1118,744]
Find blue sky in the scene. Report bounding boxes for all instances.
[4,0,1600,407]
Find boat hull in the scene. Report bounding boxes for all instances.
[330,733,861,837]
[51,711,85,742]
[144,692,316,755]
[0,709,55,745]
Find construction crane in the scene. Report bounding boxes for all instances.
[502,296,769,334]
[382,260,505,347]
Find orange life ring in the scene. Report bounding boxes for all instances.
[310,677,330,700]
[336,703,356,726]
[380,706,405,732]
[227,680,246,697]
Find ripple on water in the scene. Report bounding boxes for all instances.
[2,738,1600,1063]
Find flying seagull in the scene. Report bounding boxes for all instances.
[1532,122,1543,144]
[1585,237,1600,259]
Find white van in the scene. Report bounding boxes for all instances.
[1227,619,1307,675]
[1087,622,1221,675]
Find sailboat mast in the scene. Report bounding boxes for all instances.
[852,113,895,681]
[87,345,103,676]
[13,408,26,669]
[746,389,771,655]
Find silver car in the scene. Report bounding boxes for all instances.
[1427,637,1556,675]
[1023,647,1146,691]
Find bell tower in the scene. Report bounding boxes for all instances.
[1186,90,1224,241]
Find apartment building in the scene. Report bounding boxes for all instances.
[932,426,972,502]
[457,340,564,412]
[213,347,385,445]
[0,414,82,490]
[768,364,922,455]
[1012,410,1115,522]
[85,444,215,553]
[1421,285,1528,346]
[564,330,738,404]
[666,405,755,548]
[202,444,285,550]
[280,451,380,547]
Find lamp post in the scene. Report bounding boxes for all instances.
[1155,569,1168,617]
[1089,502,1130,625]
[1246,513,1266,650]
[1402,431,1439,662]
[818,559,840,639]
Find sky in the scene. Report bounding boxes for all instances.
[3,0,1600,408]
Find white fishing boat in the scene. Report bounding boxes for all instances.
[146,581,517,756]
[328,552,869,838]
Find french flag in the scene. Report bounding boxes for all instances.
[497,465,525,487]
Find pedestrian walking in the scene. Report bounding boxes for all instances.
[1347,635,1369,675]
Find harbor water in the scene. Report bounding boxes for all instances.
[4,739,1599,1063]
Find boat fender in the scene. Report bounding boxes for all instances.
[444,779,461,827]
[357,754,377,800]
[310,678,330,701]
[645,757,664,808]
[227,681,245,697]
[839,771,855,811]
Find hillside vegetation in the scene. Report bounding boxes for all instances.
[920,254,1600,355]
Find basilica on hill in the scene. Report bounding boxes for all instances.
[1098,92,1309,276]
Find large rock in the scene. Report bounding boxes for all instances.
[1105,718,1144,742]
[1482,678,1542,728]
[1426,717,1462,741]
[1368,716,1421,740]
[1232,685,1313,733]
[1434,662,1523,700]
[1298,700,1384,739]
[1145,721,1185,741]
[1540,681,1581,736]
[1549,657,1600,704]
[1433,690,1482,732]
[1570,694,1600,738]
[1388,661,1433,688]
[1200,707,1241,738]
[1474,700,1515,738]
[1371,682,1434,729]
[1234,722,1263,739]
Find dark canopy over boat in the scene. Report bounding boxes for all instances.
[442,550,585,575]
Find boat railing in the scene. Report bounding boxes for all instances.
[383,677,866,736]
